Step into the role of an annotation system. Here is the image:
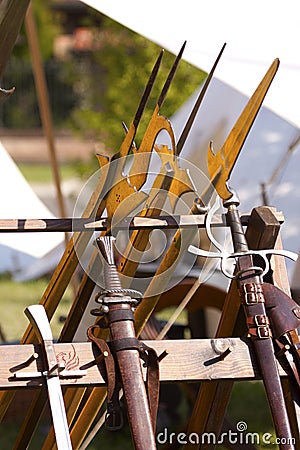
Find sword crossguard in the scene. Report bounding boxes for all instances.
[188,245,298,280]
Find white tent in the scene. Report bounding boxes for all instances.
[0,142,64,277]
[81,0,300,130]
[81,0,300,286]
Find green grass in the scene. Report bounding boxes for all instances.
[18,162,82,184]
[0,274,72,342]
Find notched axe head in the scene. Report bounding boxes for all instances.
[208,58,280,201]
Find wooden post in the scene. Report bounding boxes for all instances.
[24,4,67,223]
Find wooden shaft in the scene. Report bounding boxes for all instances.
[25,5,67,223]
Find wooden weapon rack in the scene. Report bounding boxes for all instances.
[0,19,298,447]
[0,204,299,449]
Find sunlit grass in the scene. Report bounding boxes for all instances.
[0,274,72,342]
[18,162,79,184]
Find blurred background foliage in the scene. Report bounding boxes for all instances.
[1,2,204,174]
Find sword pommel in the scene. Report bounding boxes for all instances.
[96,236,116,266]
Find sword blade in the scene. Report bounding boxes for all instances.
[177,43,226,155]
[46,376,73,450]
[208,58,280,200]
[25,305,72,450]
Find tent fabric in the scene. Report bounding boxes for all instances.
[81,0,300,130]
[0,141,64,275]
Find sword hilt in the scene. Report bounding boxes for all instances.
[96,236,123,293]
[223,190,248,253]
[93,236,142,315]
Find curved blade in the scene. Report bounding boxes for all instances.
[208,58,280,201]
[25,305,72,450]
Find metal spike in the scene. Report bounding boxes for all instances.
[177,43,226,155]
[157,41,187,108]
[133,49,164,129]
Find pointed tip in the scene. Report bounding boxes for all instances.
[157,48,164,63]
[157,42,186,108]
[179,40,187,56]
[132,48,164,128]
[96,153,110,169]
[209,141,215,156]
[122,121,129,133]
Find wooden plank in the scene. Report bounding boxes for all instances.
[0,338,288,390]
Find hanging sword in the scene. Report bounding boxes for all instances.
[24,305,72,450]
[190,58,296,449]
[91,235,159,450]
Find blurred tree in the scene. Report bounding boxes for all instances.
[1,4,206,173]
[0,1,72,128]
[9,1,62,61]
[67,15,205,156]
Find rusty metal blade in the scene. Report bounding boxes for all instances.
[132,49,164,129]
[157,41,186,108]
[208,58,280,200]
[177,43,226,155]
[119,50,163,158]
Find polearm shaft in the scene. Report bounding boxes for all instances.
[225,194,294,449]
[54,44,227,447]
[8,49,164,447]
[95,235,156,450]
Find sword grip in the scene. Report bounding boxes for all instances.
[226,203,249,253]
[96,236,122,292]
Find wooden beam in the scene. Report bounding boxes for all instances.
[0,212,278,233]
[0,338,288,390]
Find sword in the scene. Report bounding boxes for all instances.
[93,235,157,450]
[25,305,72,450]
[205,58,295,449]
